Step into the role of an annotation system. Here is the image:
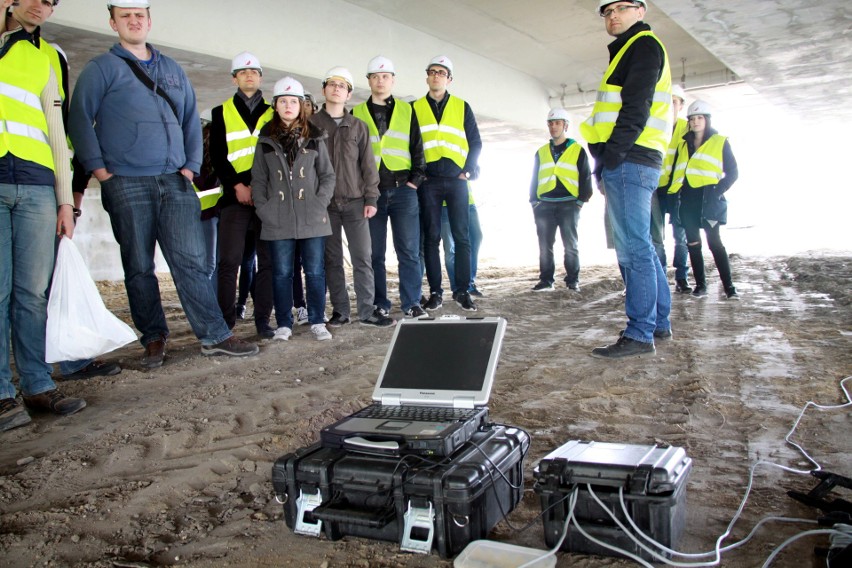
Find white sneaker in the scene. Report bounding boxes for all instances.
[273,327,292,341]
[311,323,332,341]
[296,306,309,325]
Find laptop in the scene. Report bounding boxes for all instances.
[320,316,507,457]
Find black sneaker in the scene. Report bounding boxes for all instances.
[423,293,443,311]
[361,308,396,327]
[201,336,260,357]
[468,286,484,298]
[419,295,428,308]
[256,322,275,339]
[618,329,673,341]
[567,282,580,292]
[591,336,656,359]
[404,305,426,318]
[235,303,247,320]
[532,281,554,292]
[692,284,708,298]
[61,360,121,381]
[327,312,351,327]
[675,279,692,294]
[456,291,477,311]
[725,287,740,300]
[0,398,32,432]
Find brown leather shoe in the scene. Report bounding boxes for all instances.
[1,398,32,432]
[142,337,166,369]
[22,389,86,416]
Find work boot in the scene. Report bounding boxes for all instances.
[691,284,708,298]
[591,336,656,359]
[675,279,692,294]
[141,337,166,369]
[62,360,121,381]
[23,389,86,416]
[0,398,32,432]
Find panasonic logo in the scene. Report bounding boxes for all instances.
[419,391,436,395]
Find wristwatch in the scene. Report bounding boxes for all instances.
[463,171,471,180]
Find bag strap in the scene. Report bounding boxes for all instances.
[117,55,179,120]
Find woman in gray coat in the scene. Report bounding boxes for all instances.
[251,77,336,341]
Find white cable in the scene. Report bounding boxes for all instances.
[760,529,845,567]
[516,488,578,568]
[569,508,656,568]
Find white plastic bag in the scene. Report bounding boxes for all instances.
[45,238,137,363]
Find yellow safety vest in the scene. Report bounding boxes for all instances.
[223,97,273,173]
[193,183,223,211]
[352,100,413,171]
[414,95,468,168]
[0,40,54,171]
[580,31,672,156]
[668,134,727,193]
[536,142,582,199]
[660,117,689,191]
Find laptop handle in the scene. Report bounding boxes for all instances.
[344,436,404,453]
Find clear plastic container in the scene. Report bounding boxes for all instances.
[454,540,557,568]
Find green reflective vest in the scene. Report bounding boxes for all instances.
[660,117,689,191]
[352,100,412,171]
[223,97,273,173]
[580,31,672,156]
[536,142,582,199]
[668,134,727,193]
[193,183,223,211]
[0,40,54,171]
[413,95,468,168]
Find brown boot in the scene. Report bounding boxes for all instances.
[1,398,32,432]
[22,389,86,416]
[142,337,166,369]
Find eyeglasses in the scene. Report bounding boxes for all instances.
[426,69,449,78]
[600,4,640,18]
[325,81,349,91]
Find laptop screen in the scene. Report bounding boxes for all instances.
[377,319,504,394]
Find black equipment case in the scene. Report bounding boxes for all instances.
[533,440,692,561]
[272,425,529,558]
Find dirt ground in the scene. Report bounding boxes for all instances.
[1,254,850,568]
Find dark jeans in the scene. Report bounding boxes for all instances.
[420,177,470,295]
[652,192,689,281]
[100,173,231,347]
[267,237,327,328]
[293,242,306,309]
[680,188,733,289]
[533,200,582,286]
[237,228,256,306]
[442,203,482,292]
[370,185,421,312]
[216,204,272,329]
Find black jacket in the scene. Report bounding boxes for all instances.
[209,92,271,208]
[588,21,666,178]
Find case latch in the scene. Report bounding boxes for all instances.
[400,500,434,554]
[294,489,323,537]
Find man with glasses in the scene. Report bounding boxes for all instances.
[414,55,482,312]
[582,0,673,359]
[310,67,391,327]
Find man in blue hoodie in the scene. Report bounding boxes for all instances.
[69,0,258,369]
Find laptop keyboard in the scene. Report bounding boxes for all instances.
[354,405,480,422]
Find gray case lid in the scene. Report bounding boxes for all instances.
[535,440,692,494]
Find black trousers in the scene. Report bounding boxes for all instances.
[680,188,733,290]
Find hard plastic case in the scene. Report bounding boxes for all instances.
[533,440,692,561]
[272,425,529,558]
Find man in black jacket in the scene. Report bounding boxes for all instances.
[352,56,427,319]
[582,1,673,359]
[209,52,275,337]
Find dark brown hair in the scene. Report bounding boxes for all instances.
[268,97,310,140]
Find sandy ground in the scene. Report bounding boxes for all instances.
[1,254,850,568]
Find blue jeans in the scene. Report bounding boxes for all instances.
[201,216,218,294]
[370,185,422,312]
[267,237,326,328]
[1,184,59,399]
[533,200,581,286]
[421,177,470,295]
[651,193,688,282]
[442,203,482,292]
[602,163,671,342]
[100,173,232,347]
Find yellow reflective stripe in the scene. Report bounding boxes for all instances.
[382,148,411,160]
[383,129,409,142]
[225,129,254,142]
[588,111,620,125]
[646,116,670,132]
[691,152,723,169]
[0,82,44,113]
[423,139,469,158]
[685,167,723,180]
[196,187,223,199]
[227,146,255,162]
[368,134,381,144]
[597,91,622,103]
[0,119,49,144]
[653,91,672,104]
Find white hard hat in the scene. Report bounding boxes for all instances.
[427,55,454,76]
[671,84,686,103]
[598,1,646,16]
[107,0,150,8]
[324,66,354,90]
[231,51,262,76]
[367,56,395,77]
[687,100,712,118]
[199,108,213,123]
[273,77,305,100]
[547,108,571,123]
